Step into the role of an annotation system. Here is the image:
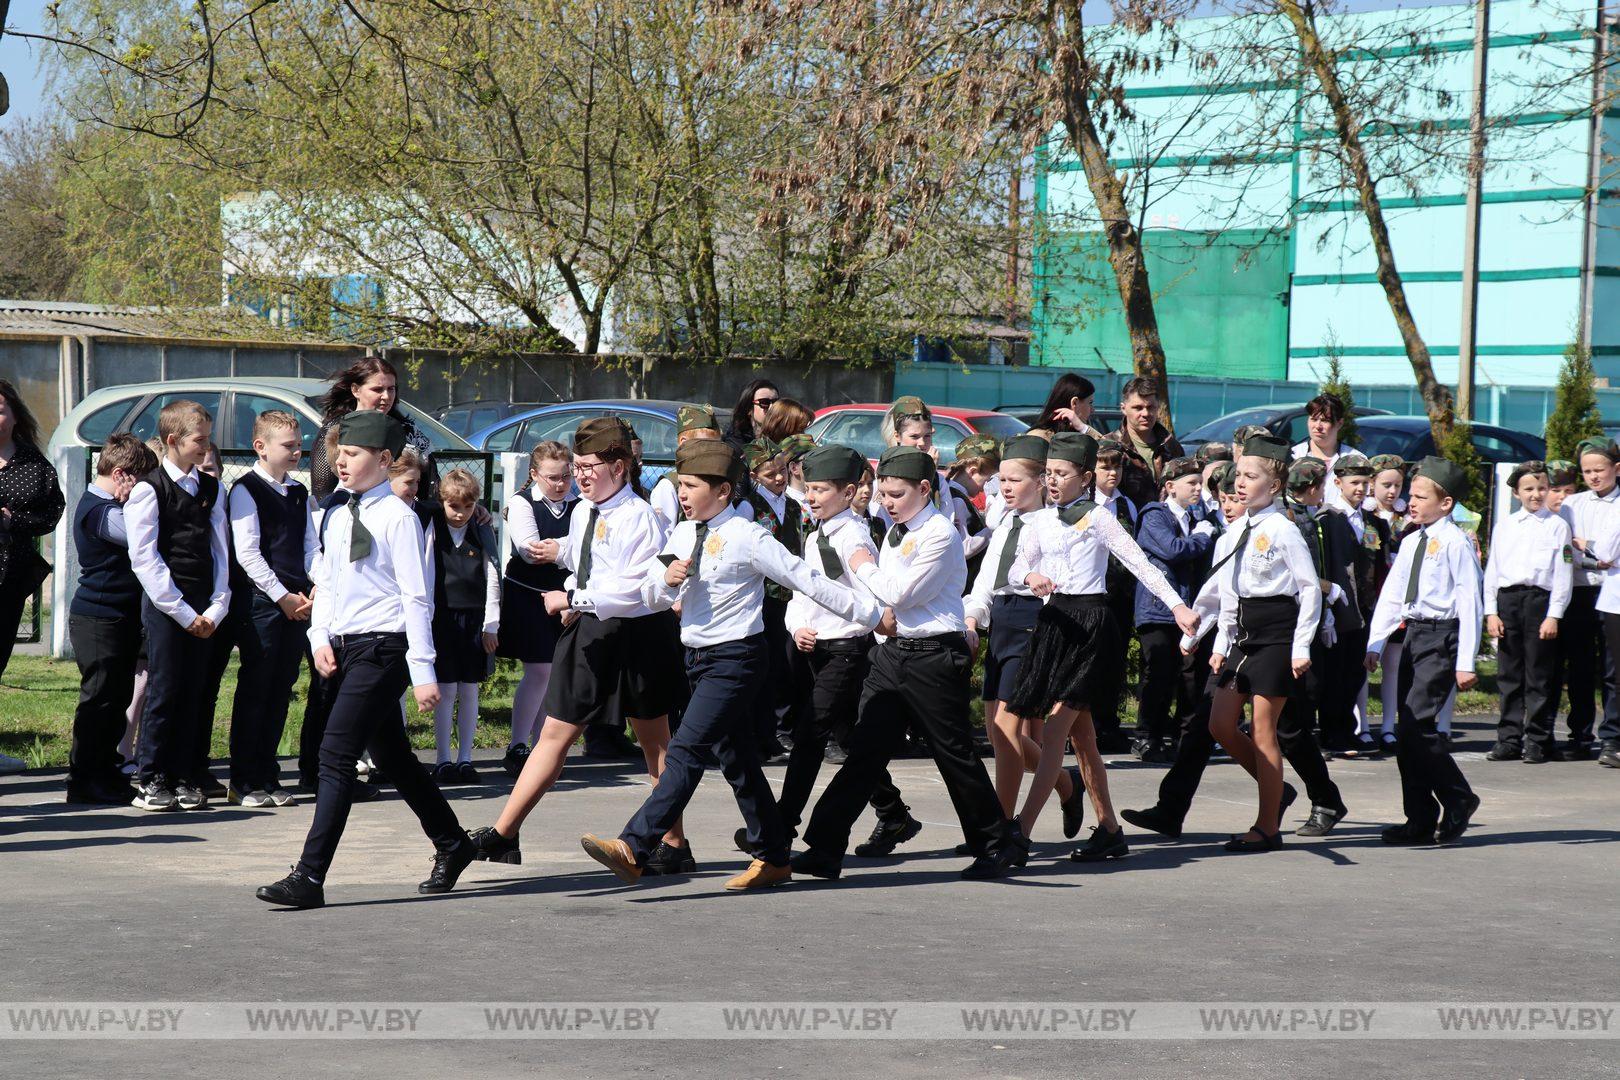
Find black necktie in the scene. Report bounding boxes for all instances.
[994,513,1023,589]
[1207,522,1252,582]
[817,528,842,579]
[887,521,909,548]
[1058,501,1094,527]
[347,490,372,563]
[578,506,600,587]
[1404,528,1428,604]
[689,520,709,580]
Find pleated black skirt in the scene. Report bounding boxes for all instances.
[1005,593,1119,717]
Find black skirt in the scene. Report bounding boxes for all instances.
[1214,595,1300,698]
[982,594,1042,702]
[433,608,495,684]
[495,580,562,664]
[1005,593,1119,717]
[542,609,687,727]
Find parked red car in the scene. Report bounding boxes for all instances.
[808,404,1029,467]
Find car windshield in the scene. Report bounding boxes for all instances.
[1178,406,1288,445]
[970,413,1029,440]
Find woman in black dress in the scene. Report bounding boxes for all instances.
[722,378,779,454]
[309,357,432,501]
[0,380,66,692]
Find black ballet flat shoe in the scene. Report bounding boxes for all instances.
[853,815,922,857]
[1121,805,1183,839]
[1006,821,1031,869]
[1061,765,1087,840]
[1295,804,1348,838]
[1381,821,1436,845]
[641,840,698,876]
[469,825,521,865]
[1070,824,1128,863]
[789,848,843,881]
[1223,830,1283,853]
[419,836,478,894]
[502,745,530,778]
[256,868,325,909]
[1435,793,1481,845]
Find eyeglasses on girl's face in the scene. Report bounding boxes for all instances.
[572,460,609,476]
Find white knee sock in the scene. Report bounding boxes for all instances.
[457,682,479,763]
[510,663,551,749]
[434,693,457,764]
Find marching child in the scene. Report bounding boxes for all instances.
[650,405,723,530]
[946,434,996,560]
[225,411,317,807]
[125,401,231,812]
[66,434,158,805]
[579,439,882,891]
[498,441,575,777]
[256,410,475,909]
[429,467,501,784]
[1484,461,1572,764]
[1283,457,1361,759]
[1331,454,1394,757]
[964,434,1086,831]
[1365,456,1482,845]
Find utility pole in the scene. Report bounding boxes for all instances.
[1457,0,1490,422]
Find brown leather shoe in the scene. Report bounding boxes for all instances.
[724,859,791,891]
[580,834,642,884]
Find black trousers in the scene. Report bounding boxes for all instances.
[1156,637,1344,819]
[296,633,463,880]
[299,654,335,785]
[1495,585,1559,751]
[136,598,216,785]
[1396,619,1475,828]
[803,636,1009,862]
[620,634,787,865]
[777,637,908,832]
[194,607,240,781]
[1136,623,1192,743]
[1558,586,1607,745]
[756,596,797,744]
[229,592,308,790]
[1317,626,1370,749]
[1597,614,1620,745]
[0,571,29,683]
[68,611,143,783]
[1092,585,1135,739]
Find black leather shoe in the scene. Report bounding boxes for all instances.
[66,778,136,806]
[1564,741,1595,761]
[353,779,381,802]
[1121,805,1183,839]
[642,840,698,876]
[1131,736,1153,761]
[256,868,325,909]
[419,837,477,894]
[789,848,842,880]
[853,815,922,857]
[1279,781,1298,822]
[961,847,1020,880]
[1523,743,1558,764]
[1223,829,1282,853]
[1070,824,1128,862]
[953,842,972,855]
[1061,765,1087,840]
[1486,743,1521,762]
[502,745,530,778]
[758,738,791,763]
[1381,821,1436,845]
[1004,821,1030,869]
[1601,742,1620,769]
[196,773,228,800]
[469,825,521,865]
[823,743,848,764]
[1436,793,1481,844]
[1295,804,1347,838]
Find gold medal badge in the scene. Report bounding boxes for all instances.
[594,520,608,542]
[1427,537,1441,556]
[704,534,725,557]
[1254,533,1271,554]
[900,537,917,558]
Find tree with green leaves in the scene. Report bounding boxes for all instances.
[1545,337,1605,463]
[1317,338,1358,447]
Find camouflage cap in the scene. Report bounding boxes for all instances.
[676,403,718,435]
[743,437,780,472]
[954,433,1000,461]
[1210,460,1237,495]
[1367,453,1409,476]
[1547,458,1579,486]
[1286,456,1328,490]
[1334,452,1375,477]
[888,396,932,424]
[1232,423,1272,445]
[1194,441,1233,465]
[777,432,817,463]
[1576,437,1619,462]
[1162,456,1201,483]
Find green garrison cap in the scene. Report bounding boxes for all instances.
[1001,434,1050,464]
[338,410,406,456]
[1240,434,1291,463]
[877,445,935,483]
[675,439,742,484]
[1047,430,1098,471]
[801,444,868,485]
[676,404,718,435]
[1414,455,1470,501]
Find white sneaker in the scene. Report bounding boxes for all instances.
[266,787,296,807]
[242,790,274,809]
[0,753,26,775]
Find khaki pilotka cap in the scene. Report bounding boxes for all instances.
[574,416,632,456]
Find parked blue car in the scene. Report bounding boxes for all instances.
[470,399,691,487]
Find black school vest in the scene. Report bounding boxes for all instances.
[71,494,140,619]
[230,470,312,598]
[434,515,489,612]
[146,467,219,612]
[504,489,571,593]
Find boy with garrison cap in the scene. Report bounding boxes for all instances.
[257,410,475,909]
[579,438,880,891]
[1365,456,1483,845]
[792,445,1027,882]
[649,404,723,530]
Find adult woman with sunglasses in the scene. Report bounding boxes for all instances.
[724,379,780,455]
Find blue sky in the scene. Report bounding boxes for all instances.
[0,0,1471,131]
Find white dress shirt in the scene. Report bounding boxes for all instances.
[1483,507,1573,619]
[963,509,1039,627]
[125,458,232,628]
[1366,516,1483,672]
[645,505,879,648]
[1008,499,1182,610]
[557,482,665,619]
[648,475,681,532]
[947,482,992,559]
[857,502,967,637]
[446,522,503,634]
[1575,498,1620,615]
[227,463,318,602]
[785,508,882,641]
[874,470,970,548]
[81,484,128,546]
[505,491,571,569]
[982,475,1007,531]
[307,479,437,686]
[1562,486,1620,588]
[1185,502,1323,661]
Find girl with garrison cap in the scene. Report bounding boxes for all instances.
[1003,431,1198,862]
[962,433,1086,835]
[465,416,692,876]
[1181,434,1323,853]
